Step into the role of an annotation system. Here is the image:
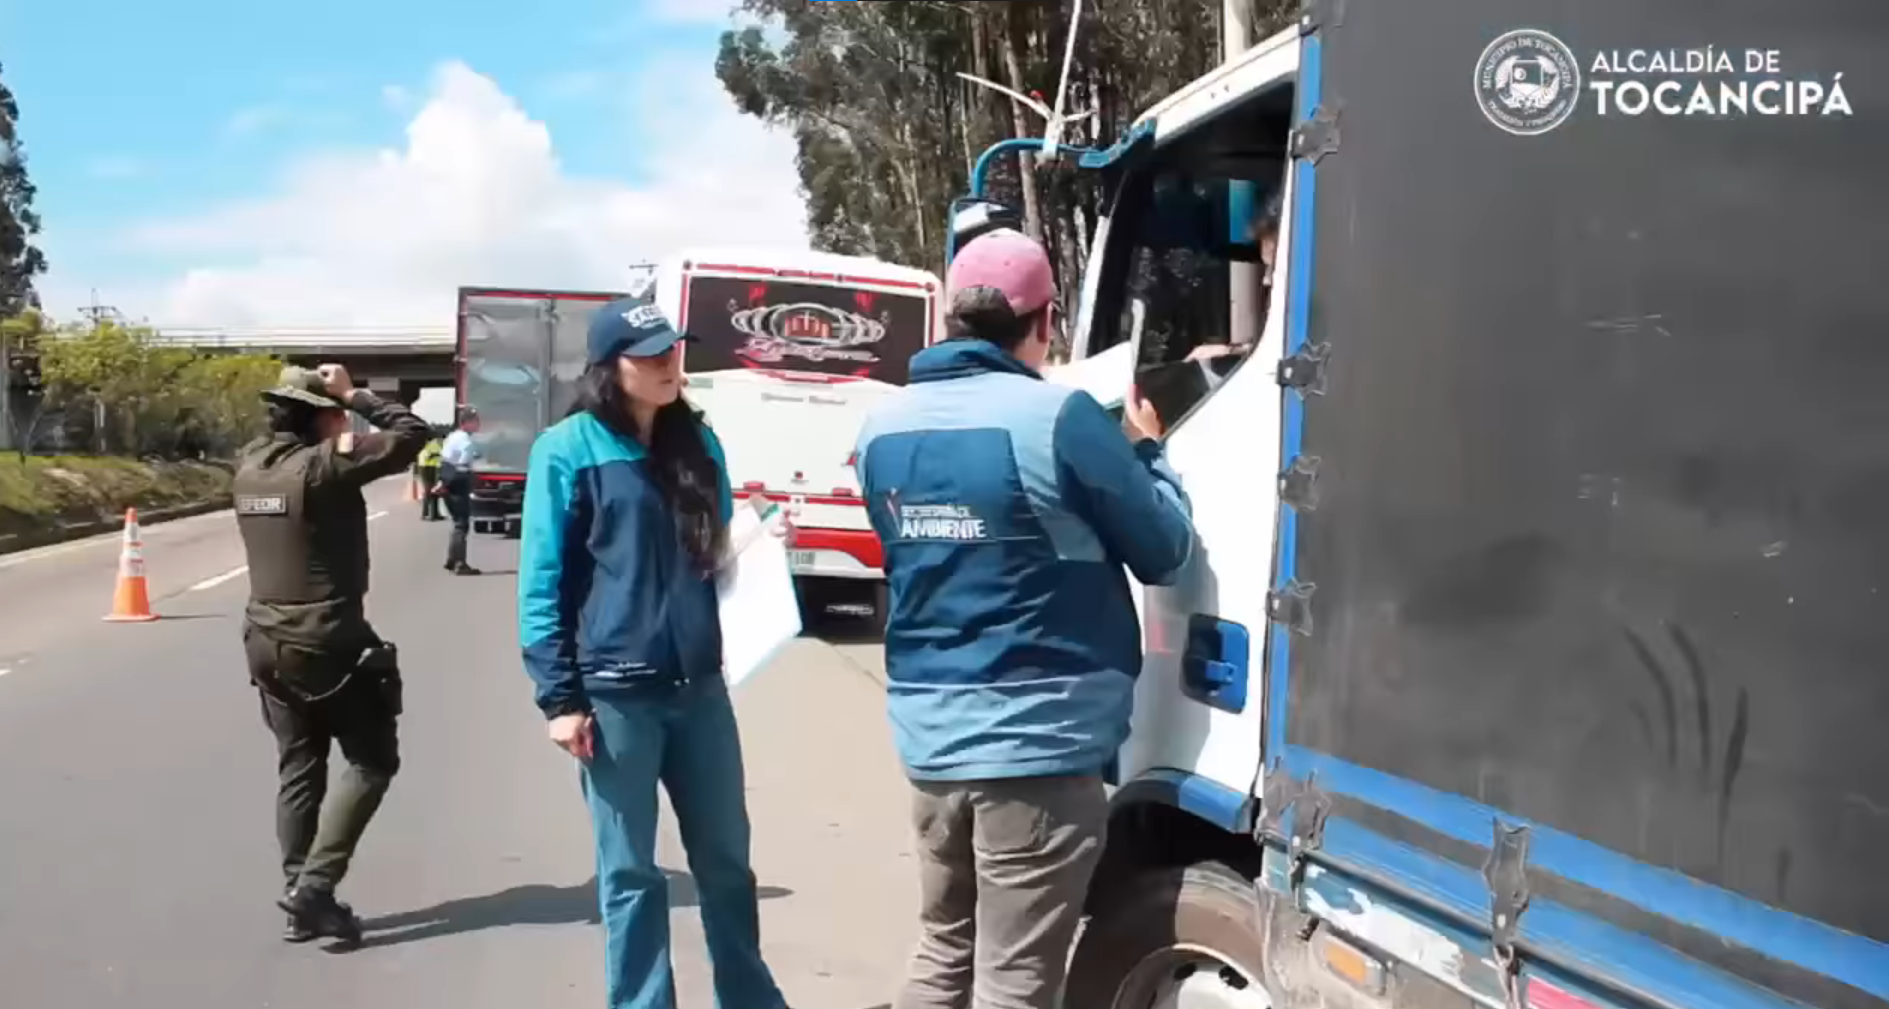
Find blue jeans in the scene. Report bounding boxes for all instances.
[581,677,785,1009]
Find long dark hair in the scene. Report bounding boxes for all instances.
[570,365,727,571]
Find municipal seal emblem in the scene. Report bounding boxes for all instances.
[1474,29,1582,135]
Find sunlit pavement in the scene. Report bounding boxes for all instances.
[0,480,915,1008]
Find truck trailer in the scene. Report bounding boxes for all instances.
[1000,4,1889,1009]
[454,286,625,536]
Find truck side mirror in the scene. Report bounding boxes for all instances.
[947,197,1023,262]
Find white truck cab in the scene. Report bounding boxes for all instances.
[1062,23,1302,807]
[1040,6,1889,1009]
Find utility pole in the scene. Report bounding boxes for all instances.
[80,289,122,329]
[1224,0,1262,347]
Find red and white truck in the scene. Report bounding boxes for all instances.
[652,249,942,612]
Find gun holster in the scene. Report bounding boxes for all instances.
[359,641,403,716]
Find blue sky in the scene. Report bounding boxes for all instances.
[0,0,806,325]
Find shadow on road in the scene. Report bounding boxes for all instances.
[361,870,793,947]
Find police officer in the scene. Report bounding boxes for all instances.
[234,363,429,948]
[415,430,444,521]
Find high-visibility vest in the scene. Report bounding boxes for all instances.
[417,440,444,467]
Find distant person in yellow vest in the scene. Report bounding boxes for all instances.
[415,433,444,521]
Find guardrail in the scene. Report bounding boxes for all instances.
[142,327,456,352]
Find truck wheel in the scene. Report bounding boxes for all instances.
[1068,861,1272,1009]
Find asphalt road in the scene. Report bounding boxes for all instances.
[0,479,916,1009]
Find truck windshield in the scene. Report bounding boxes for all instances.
[681,274,930,385]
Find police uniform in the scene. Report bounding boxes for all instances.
[416,436,444,521]
[234,367,429,946]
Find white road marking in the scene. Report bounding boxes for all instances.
[367,510,388,521]
[0,668,10,678]
[188,566,249,592]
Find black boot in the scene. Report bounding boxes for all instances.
[282,882,317,943]
[278,884,364,950]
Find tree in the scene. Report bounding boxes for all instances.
[0,63,48,316]
[171,353,284,458]
[1,309,50,457]
[716,0,1291,355]
[35,321,281,457]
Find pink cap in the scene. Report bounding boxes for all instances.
[947,229,1056,316]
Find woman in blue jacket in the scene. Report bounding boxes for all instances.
[517,299,786,1009]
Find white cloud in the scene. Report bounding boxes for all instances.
[111,60,806,328]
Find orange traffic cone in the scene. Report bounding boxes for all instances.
[104,508,158,623]
[405,478,422,503]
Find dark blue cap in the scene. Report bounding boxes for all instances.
[587,297,689,365]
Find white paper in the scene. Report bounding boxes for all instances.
[1041,341,1132,409]
[717,502,803,688]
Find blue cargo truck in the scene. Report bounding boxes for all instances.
[974,3,1888,1007]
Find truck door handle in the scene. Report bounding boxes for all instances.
[1181,614,1251,714]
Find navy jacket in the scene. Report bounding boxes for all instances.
[518,410,733,717]
[853,340,1196,780]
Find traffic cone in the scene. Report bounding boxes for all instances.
[406,478,422,503]
[103,508,158,623]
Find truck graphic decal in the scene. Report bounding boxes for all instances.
[683,275,928,384]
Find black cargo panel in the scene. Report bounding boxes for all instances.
[1284,0,1889,945]
[681,275,930,385]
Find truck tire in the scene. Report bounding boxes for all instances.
[1068,861,1273,1009]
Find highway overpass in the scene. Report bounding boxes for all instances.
[147,325,457,403]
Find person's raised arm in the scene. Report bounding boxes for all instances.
[1053,388,1196,586]
[312,365,430,487]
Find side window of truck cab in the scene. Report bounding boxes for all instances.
[1087,81,1299,434]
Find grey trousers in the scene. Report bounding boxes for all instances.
[895,774,1108,1009]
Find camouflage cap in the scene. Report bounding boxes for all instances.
[259,366,346,409]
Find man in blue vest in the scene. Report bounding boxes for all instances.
[853,228,1197,1009]
[437,407,483,576]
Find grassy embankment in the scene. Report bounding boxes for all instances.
[0,455,233,552]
